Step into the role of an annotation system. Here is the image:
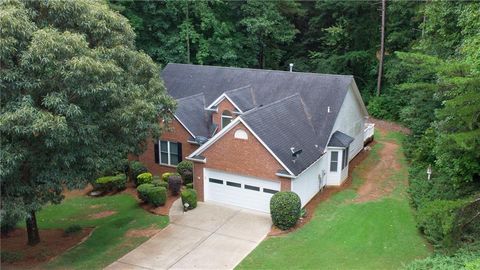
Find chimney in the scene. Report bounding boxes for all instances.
[289,63,294,72]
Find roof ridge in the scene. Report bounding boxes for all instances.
[176,92,204,101]
[166,63,354,79]
[240,93,301,117]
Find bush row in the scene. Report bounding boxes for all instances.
[95,174,127,192]
[137,184,167,206]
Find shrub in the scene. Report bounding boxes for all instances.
[137,183,155,202]
[0,251,23,263]
[186,183,193,189]
[95,174,127,192]
[161,172,175,182]
[168,174,182,196]
[152,179,168,189]
[177,160,193,184]
[137,172,153,185]
[64,224,82,236]
[181,189,197,210]
[129,161,147,183]
[1,211,22,236]
[270,192,301,230]
[417,199,468,247]
[146,186,167,207]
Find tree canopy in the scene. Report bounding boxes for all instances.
[0,0,175,244]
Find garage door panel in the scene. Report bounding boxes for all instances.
[204,169,280,213]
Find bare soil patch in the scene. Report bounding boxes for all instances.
[1,228,92,270]
[125,227,160,238]
[269,143,372,236]
[369,118,411,135]
[88,210,116,219]
[62,184,94,199]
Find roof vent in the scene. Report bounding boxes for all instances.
[289,63,294,72]
[290,147,303,163]
[327,106,331,113]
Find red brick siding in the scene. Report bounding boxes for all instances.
[137,118,199,176]
[193,122,291,201]
[212,98,238,133]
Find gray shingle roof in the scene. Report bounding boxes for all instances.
[328,131,354,148]
[175,93,210,138]
[162,63,356,175]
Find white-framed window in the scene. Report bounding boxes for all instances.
[330,151,338,172]
[160,140,180,166]
[221,110,232,129]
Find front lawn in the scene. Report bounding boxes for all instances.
[237,131,431,269]
[33,194,167,269]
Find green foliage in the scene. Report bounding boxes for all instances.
[152,179,168,189]
[1,209,22,235]
[161,172,178,182]
[404,243,480,270]
[176,160,193,184]
[0,251,23,263]
[129,161,148,183]
[146,186,167,207]
[186,183,193,189]
[95,174,127,192]
[270,192,301,230]
[181,189,197,210]
[64,224,82,235]
[0,0,176,233]
[136,183,154,202]
[417,199,468,247]
[168,174,182,196]
[136,172,153,186]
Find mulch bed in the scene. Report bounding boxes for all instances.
[1,228,93,270]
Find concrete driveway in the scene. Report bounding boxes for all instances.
[106,200,271,270]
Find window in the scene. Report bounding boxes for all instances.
[245,185,260,191]
[209,178,223,184]
[221,110,232,129]
[330,151,338,172]
[226,181,241,188]
[342,147,349,169]
[263,188,279,194]
[159,140,180,166]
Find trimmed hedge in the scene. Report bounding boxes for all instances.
[152,179,169,189]
[162,172,177,182]
[168,174,182,196]
[137,183,154,202]
[181,189,197,210]
[137,172,153,185]
[130,161,147,183]
[270,191,301,230]
[147,186,167,206]
[177,161,193,184]
[95,174,127,192]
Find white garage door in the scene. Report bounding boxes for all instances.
[204,169,281,213]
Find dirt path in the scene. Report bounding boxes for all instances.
[353,139,401,203]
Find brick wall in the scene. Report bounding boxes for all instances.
[137,118,199,176]
[193,122,292,201]
[212,98,238,132]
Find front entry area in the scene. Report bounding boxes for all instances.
[204,169,281,213]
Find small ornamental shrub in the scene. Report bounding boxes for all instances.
[161,172,174,182]
[181,189,197,210]
[137,183,155,202]
[146,186,167,206]
[129,161,147,183]
[168,174,182,196]
[95,174,127,192]
[176,160,193,183]
[64,224,82,236]
[137,172,153,185]
[152,179,168,189]
[270,192,301,230]
[186,183,193,189]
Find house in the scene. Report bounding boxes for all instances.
[137,63,373,213]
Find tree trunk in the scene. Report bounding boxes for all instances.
[26,210,40,246]
[376,0,386,96]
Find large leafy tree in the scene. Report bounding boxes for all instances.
[0,0,175,245]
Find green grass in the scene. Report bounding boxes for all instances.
[34,194,168,269]
[237,131,430,270]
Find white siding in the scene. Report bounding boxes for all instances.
[291,155,327,207]
[330,85,366,161]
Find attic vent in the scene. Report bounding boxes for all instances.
[290,147,303,163]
